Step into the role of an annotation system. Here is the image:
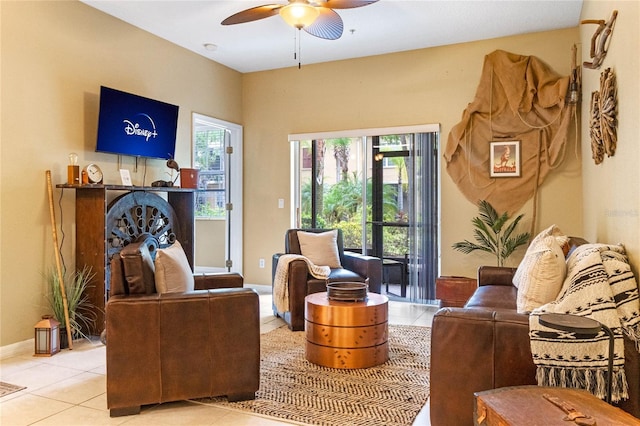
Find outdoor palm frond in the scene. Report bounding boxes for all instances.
[453,200,531,266]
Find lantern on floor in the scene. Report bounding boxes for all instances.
[34,315,60,356]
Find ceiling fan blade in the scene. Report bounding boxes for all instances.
[221,4,283,25]
[303,8,343,40]
[319,0,379,9]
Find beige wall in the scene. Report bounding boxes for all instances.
[0,1,242,346]
[242,27,582,285]
[3,1,637,349]
[580,0,640,273]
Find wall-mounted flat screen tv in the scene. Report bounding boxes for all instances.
[96,86,179,160]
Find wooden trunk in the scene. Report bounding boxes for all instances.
[475,386,640,426]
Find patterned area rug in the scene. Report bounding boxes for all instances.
[193,324,430,426]
[0,382,26,398]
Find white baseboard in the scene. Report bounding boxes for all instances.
[0,339,33,360]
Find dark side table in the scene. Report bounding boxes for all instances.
[383,258,406,297]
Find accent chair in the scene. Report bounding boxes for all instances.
[272,228,382,331]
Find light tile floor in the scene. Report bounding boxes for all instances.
[0,285,437,426]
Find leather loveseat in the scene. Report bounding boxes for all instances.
[430,265,640,426]
[106,241,260,417]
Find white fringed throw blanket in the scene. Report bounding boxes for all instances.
[529,243,640,402]
[273,254,330,313]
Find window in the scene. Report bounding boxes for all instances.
[194,119,226,219]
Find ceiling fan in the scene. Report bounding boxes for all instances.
[221,0,379,40]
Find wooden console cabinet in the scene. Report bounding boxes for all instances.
[57,184,197,335]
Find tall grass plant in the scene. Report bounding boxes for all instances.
[46,265,97,343]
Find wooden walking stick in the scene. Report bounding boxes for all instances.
[45,170,73,350]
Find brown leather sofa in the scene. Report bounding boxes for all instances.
[430,266,640,426]
[106,241,260,417]
[271,228,382,331]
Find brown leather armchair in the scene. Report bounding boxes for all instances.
[106,240,260,417]
[272,228,382,331]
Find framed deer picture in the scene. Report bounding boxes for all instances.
[490,140,521,177]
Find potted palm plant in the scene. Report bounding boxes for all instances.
[46,265,97,347]
[452,200,530,267]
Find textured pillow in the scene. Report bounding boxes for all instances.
[296,230,342,268]
[154,241,195,293]
[513,224,569,313]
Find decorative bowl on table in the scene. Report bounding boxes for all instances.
[326,282,368,302]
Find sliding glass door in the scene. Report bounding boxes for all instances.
[371,135,411,298]
[291,126,439,303]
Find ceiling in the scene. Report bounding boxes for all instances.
[81,0,583,73]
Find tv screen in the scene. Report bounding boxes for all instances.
[96,86,179,160]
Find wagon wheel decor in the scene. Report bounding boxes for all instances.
[105,192,179,263]
[589,67,617,165]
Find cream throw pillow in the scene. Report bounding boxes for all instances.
[296,230,342,268]
[154,241,195,293]
[513,224,569,313]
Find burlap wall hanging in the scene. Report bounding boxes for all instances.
[444,50,573,217]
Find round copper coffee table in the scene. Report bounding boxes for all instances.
[304,291,389,369]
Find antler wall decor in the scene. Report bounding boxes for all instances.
[582,10,618,69]
[589,68,617,165]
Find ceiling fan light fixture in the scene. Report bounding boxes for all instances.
[279,2,319,29]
